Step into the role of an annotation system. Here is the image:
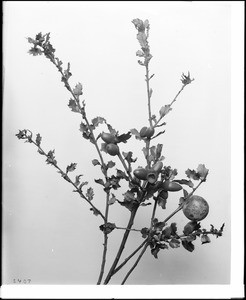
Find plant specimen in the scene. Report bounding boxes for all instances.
[16,18,225,285]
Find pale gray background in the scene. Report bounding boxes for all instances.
[3,1,233,286]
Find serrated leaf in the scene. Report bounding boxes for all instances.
[159,105,172,118]
[35,133,42,146]
[117,132,131,143]
[91,116,106,129]
[92,159,100,166]
[130,128,142,140]
[68,99,80,113]
[137,31,148,48]
[73,82,83,96]
[196,164,209,180]
[86,187,94,201]
[66,163,77,173]
[185,169,200,180]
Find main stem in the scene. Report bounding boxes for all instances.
[145,63,153,128]
[103,205,139,284]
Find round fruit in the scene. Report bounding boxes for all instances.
[133,168,148,180]
[182,195,209,221]
[139,126,155,138]
[152,161,163,173]
[106,143,119,156]
[101,132,117,144]
[162,180,182,192]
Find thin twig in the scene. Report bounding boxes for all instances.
[113,239,148,275]
[121,242,149,285]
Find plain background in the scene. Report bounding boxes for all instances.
[2,0,241,292]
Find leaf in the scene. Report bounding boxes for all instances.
[123,191,135,202]
[169,238,180,249]
[101,142,107,153]
[116,169,128,180]
[182,240,195,252]
[122,151,137,164]
[137,32,148,48]
[46,150,57,165]
[159,105,172,118]
[73,82,83,96]
[106,123,117,135]
[117,132,131,143]
[35,133,42,146]
[142,147,148,159]
[90,207,100,216]
[155,144,163,161]
[157,194,168,209]
[141,227,149,238]
[185,169,200,180]
[74,175,83,186]
[99,222,116,234]
[68,99,80,113]
[66,163,77,173]
[86,187,94,201]
[151,247,160,259]
[173,179,194,188]
[136,50,144,57]
[130,128,141,140]
[107,161,115,169]
[196,164,209,180]
[94,178,105,186]
[108,194,117,205]
[201,234,211,244]
[78,181,88,190]
[92,159,100,166]
[91,116,106,129]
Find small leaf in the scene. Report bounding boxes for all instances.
[182,240,195,252]
[66,163,77,173]
[116,169,128,180]
[107,161,116,169]
[141,227,149,238]
[196,164,209,180]
[99,222,116,234]
[68,99,80,113]
[73,82,83,96]
[159,105,172,118]
[117,132,131,143]
[94,178,105,186]
[74,175,83,186]
[155,144,163,161]
[122,151,137,164]
[201,234,211,244]
[130,128,142,140]
[185,169,200,180]
[136,50,144,57]
[92,159,100,166]
[35,133,42,146]
[151,247,160,259]
[157,196,167,209]
[108,194,117,205]
[91,116,106,129]
[90,207,100,216]
[86,187,94,201]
